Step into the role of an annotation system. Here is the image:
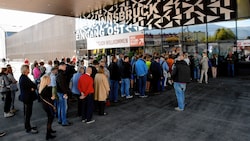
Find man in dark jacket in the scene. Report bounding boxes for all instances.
[56,62,71,126]
[120,56,133,99]
[108,56,121,102]
[149,56,163,94]
[171,53,190,111]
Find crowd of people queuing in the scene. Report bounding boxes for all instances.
[0,50,237,139]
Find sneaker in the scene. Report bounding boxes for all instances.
[62,122,72,126]
[121,95,126,98]
[81,119,87,123]
[174,107,184,111]
[4,112,14,118]
[10,109,18,113]
[26,129,38,134]
[0,132,6,137]
[134,92,140,96]
[86,120,95,124]
[126,95,133,99]
[139,95,148,98]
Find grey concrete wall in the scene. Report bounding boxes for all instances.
[6,16,76,62]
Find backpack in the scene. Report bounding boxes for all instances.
[0,75,10,93]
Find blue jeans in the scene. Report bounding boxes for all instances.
[57,92,68,125]
[227,64,234,77]
[173,82,186,110]
[193,66,200,80]
[110,80,119,102]
[138,75,147,96]
[121,78,130,97]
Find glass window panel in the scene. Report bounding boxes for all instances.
[162,27,182,54]
[237,19,250,40]
[207,21,236,41]
[144,29,162,54]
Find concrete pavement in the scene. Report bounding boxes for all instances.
[0,75,250,141]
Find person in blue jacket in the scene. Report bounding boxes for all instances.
[135,54,148,98]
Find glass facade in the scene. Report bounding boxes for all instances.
[75,0,250,62]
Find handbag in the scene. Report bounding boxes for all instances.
[0,86,9,93]
[10,83,18,91]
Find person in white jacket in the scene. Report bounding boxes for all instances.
[199,52,209,84]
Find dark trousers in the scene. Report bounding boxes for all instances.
[97,101,106,115]
[3,91,12,113]
[151,77,160,92]
[24,102,33,131]
[74,95,82,116]
[81,94,94,121]
[42,104,54,133]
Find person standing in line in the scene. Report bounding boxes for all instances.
[120,55,133,99]
[19,64,38,134]
[6,65,19,113]
[226,51,236,77]
[56,62,71,126]
[94,66,110,115]
[0,67,14,118]
[39,75,56,140]
[53,58,60,67]
[117,53,124,71]
[160,56,169,91]
[199,52,209,84]
[130,54,139,95]
[33,62,41,85]
[193,52,201,82]
[108,56,121,103]
[49,67,58,117]
[145,55,152,92]
[135,54,148,98]
[78,67,95,124]
[150,56,163,94]
[211,54,218,78]
[65,58,76,99]
[171,53,191,111]
[39,61,46,77]
[99,59,110,79]
[45,60,53,74]
[71,67,85,117]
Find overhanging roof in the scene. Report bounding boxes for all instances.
[0,0,124,17]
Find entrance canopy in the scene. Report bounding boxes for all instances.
[0,0,124,17]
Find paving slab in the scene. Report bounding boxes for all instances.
[0,75,250,141]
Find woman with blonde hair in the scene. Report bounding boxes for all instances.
[94,66,110,115]
[39,75,56,140]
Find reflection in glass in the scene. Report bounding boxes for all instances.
[237,19,250,40]
[144,29,162,54]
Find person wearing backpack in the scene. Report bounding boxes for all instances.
[171,53,191,111]
[0,67,14,118]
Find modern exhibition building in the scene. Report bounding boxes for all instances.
[3,0,250,73]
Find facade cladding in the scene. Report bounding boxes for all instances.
[6,16,76,62]
[76,0,250,60]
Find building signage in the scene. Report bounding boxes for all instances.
[80,0,236,34]
[87,31,144,50]
[237,40,250,48]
